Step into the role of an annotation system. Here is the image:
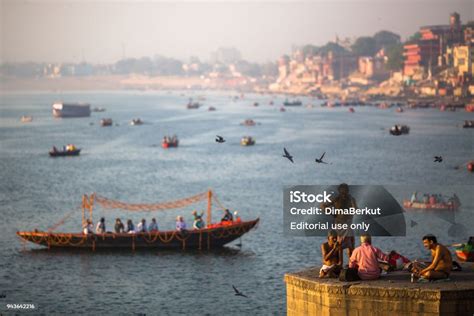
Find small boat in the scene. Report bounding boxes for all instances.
[130,118,143,126]
[468,161,474,172]
[283,99,302,106]
[279,107,286,112]
[240,119,256,126]
[240,136,255,146]
[16,190,259,250]
[162,136,179,148]
[187,99,201,109]
[396,107,404,113]
[454,237,474,262]
[269,101,274,106]
[253,102,259,107]
[208,106,216,111]
[20,116,33,123]
[378,102,390,109]
[403,194,460,212]
[348,107,355,113]
[389,125,410,136]
[462,120,474,128]
[49,146,81,157]
[100,118,113,127]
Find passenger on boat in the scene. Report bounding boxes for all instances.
[192,211,205,229]
[221,209,233,222]
[422,194,429,203]
[176,216,187,231]
[52,146,58,153]
[96,217,106,234]
[148,218,159,232]
[83,219,93,234]
[413,235,452,281]
[319,230,343,278]
[429,195,436,205]
[137,219,147,233]
[349,234,389,280]
[114,218,124,233]
[410,191,418,203]
[126,219,135,234]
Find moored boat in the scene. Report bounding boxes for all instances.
[16,190,259,250]
[464,104,474,112]
[240,119,256,126]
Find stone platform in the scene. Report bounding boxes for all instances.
[285,266,474,316]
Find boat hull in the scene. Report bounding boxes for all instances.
[49,149,81,157]
[455,249,474,262]
[402,200,459,211]
[17,219,259,250]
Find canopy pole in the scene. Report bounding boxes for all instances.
[207,190,212,226]
[82,195,86,228]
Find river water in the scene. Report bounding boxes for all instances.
[0,91,473,315]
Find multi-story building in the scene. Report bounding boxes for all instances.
[453,45,474,76]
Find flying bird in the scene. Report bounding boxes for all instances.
[315,152,328,164]
[282,147,294,163]
[232,285,248,298]
[216,135,226,143]
[434,156,443,163]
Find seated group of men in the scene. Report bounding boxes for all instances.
[320,231,453,282]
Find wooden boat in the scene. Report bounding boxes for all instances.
[17,190,259,250]
[240,136,255,146]
[162,136,179,148]
[100,118,113,126]
[283,99,302,106]
[49,148,81,157]
[187,101,200,109]
[396,107,404,113]
[402,199,460,212]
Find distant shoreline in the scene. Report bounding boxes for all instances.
[0,75,218,92]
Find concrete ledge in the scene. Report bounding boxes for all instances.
[285,267,474,316]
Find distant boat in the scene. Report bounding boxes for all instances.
[130,118,143,126]
[253,102,259,107]
[465,104,474,112]
[20,116,33,123]
[348,107,355,113]
[279,107,286,112]
[240,136,255,146]
[187,99,201,109]
[49,146,81,157]
[389,125,410,136]
[162,136,179,148]
[283,99,302,106]
[100,118,113,127]
[468,161,474,172]
[403,194,460,212]
[240,119,256,126]
[52,102,91,118]
[208,106,216,111]
[462,120,474,128]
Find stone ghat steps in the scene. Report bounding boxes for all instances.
[285,266,474,316]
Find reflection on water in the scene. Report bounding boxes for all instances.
[0,91,473,314]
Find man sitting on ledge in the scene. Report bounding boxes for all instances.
[320,230,342,278]
[413,234,452,281]
[349,233,389,280]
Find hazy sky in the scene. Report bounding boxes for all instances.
[1,0,473,64]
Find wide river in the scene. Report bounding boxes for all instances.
[0,91,473,315]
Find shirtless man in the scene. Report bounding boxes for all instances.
[321,183,357,258]
[414,234,452,280]
[320,230,343,278]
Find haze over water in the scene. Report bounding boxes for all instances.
[0,91,473,314]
